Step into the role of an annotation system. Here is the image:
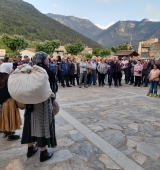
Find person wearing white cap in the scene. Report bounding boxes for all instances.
[0,63,25,140]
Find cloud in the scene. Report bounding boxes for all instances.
[96,22,115,29]
[148,19,159,22]
[145,4,160,16]
[82,17,88,19]
[145,4,154,13]
[53,4,58,8]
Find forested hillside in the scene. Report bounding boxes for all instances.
[0,0,101,48]
[47,13,103,40]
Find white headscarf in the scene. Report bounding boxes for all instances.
[0,63,13,74]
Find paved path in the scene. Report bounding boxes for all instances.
[0,83,160,170]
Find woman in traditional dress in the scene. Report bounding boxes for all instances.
[21,52,57,162]
[0,63,23,140]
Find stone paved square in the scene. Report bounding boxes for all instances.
[0,83,160,170]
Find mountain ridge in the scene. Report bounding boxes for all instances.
[0,0,101,48]
[46,13,103,40]
[46,13,160,49]
[95,19,160,49]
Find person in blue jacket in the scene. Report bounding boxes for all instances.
[49,58,57,74]
[59,57,72,87]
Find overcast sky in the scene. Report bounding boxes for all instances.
[24,0,160,29]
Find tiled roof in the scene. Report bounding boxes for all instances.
[115,50,139,56]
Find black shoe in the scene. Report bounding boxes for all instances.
[129,83,133,85]
[27,146,38,158]
[7,135,20,141]
[40,150,53,162]
[144,85,148,87]
[119,83,122,86]
[138,85,140,87]
[3,131,15,138]
[67,85,72,87]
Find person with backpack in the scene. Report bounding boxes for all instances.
[21,52,57,162]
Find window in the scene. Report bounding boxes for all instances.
[142,48,149,52]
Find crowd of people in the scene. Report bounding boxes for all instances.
[0,54,160,97]
[48,55,159,93]
[47,55,160,97]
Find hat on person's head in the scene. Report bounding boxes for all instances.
[32,51,48,65]
[0,63,13,74]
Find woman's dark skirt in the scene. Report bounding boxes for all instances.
[21,111,57,148]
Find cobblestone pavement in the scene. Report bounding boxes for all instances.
[0,83,160,170]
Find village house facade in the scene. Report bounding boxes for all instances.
[138,37,160,58]
[0,49,6,56]
[20,48,36,60]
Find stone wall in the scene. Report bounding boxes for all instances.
[150,42,160,58]
[138,38,158,57]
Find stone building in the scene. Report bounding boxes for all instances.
[138,38,159,58]
[149,42,160,58]
[53,46,68,57]
[81,47,93,55]
[0,49,6,56]
[20,48,36,60]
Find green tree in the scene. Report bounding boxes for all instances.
[100,48,111,57]
[111,46,118,53]
[92,48,101,57]
[36,40,60,54]
[85,53,93,59]
[2,34,28,52]
[65,40,84,56]
[111,43,131,53]
[118,43,129,50]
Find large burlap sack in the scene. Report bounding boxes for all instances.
[8,64,54,104]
